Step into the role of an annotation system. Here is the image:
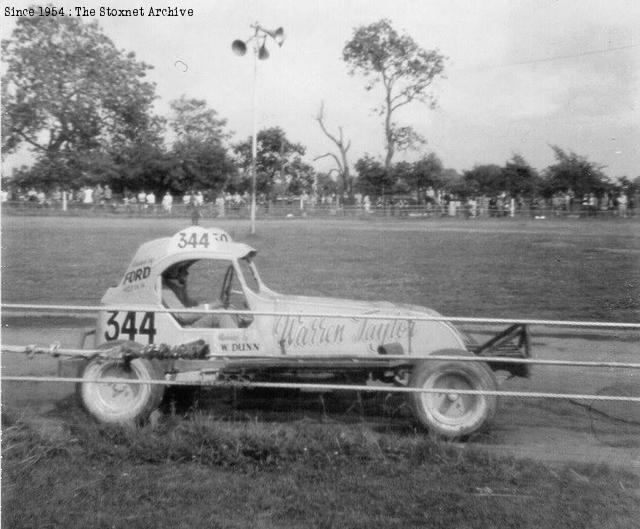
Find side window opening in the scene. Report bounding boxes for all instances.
[160,259,253,328]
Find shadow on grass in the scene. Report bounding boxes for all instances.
[158,386,419,434]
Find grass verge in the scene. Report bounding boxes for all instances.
[2,403,639,529]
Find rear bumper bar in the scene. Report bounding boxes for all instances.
[468,324,531,378]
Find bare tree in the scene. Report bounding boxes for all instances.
[314,101,352,197]
[343,19,445,173]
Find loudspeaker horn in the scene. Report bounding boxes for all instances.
[231,39,247,56]
[262,26,285,47]
[258,42,270,60]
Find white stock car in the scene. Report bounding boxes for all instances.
[70,226,530,438]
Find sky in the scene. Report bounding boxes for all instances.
[2,0,639,180]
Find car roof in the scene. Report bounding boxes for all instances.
[102,227,258,304]
[128,226,257,268]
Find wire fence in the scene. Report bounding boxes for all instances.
[2,303,639,403]
[3,303,640,328]
[3,199,638,220]
[2,375,640,403]
[4,343,639,370]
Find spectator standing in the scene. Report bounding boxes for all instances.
[478,195,488,218]
[51,188,62,208]
[215,195,225,218]
[162,191,173,214]
[104,185,113,208]
[588,193,597,217]
[468,197,477,219]
[182,192,192,214]
[137,190,147,212]
[618,193,628,218]
[146,191,156,213]
[94,184,104,207]
[191,199,201,226]
[82,186,94,207]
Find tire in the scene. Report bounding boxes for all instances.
[407,349,497,439]
[77,341,165,424]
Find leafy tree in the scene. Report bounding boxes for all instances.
[462,164,505,196]
[439,168,470,198]
[168,96,235,194]
[110,141,178,196]
[541,146,609,197]
[502,154,539,198]
[10,157,69,191]
[315,171,339,197]
[353,155,395,197]
[233,127,307,199]
[343,19,446,171]
[390,161,413,194]
[169,96,231,145]
[406,153,444,198]
[284,157,315,196]
[617,176,639,196]
[2,15,159,188]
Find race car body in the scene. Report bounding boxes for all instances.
[76,226,530,437]
[96,227,469,357]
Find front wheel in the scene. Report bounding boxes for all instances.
[78,342,164,424]
[407,350,497,439]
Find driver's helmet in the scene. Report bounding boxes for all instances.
[163,260,197,282]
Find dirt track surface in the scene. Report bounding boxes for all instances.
[2,324,639,473]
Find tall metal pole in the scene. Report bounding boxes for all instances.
[232,24,285,235]
[250,38,258,235]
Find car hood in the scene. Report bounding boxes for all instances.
[268,292,444,319]
[261,291,468,350]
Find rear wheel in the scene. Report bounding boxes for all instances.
[408,350,497,439]
[78,341,165,424]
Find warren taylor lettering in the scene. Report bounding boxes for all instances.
[274,315,415,349]
[353,317,415,344]
[274,316,346,348]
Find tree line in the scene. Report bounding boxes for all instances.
[2,15,637,203]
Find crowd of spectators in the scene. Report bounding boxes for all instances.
[369,189,636,219]
[1,184,636,219]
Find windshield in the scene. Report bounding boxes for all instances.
[238,255,260,293]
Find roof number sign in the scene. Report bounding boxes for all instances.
[177,231,211,249]
[169,227,232,252]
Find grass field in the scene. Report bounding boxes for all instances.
[2,214,640,528]
[2,215,639,321]
[3,406,640,529]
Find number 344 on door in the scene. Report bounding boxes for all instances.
[104,311,157,342]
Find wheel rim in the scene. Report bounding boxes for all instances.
[421,371,484,427]
[87,362,148,416]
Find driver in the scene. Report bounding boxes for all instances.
[161,261,236,328]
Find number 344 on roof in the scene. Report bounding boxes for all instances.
[174,228,230,250]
